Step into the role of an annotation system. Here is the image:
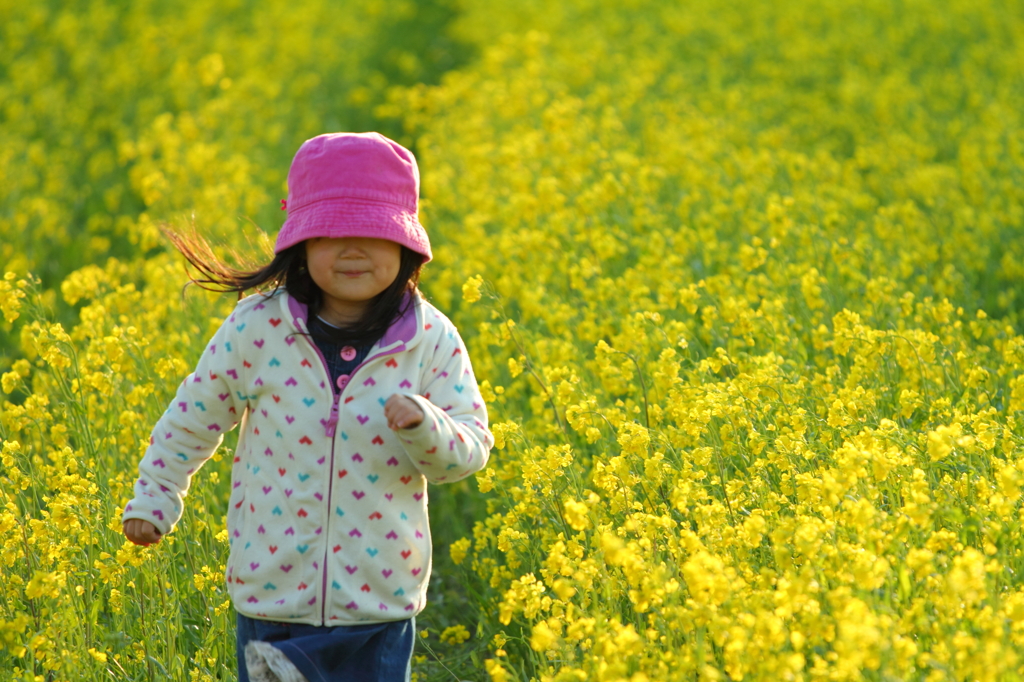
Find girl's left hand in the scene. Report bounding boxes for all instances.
[384,394,426,430]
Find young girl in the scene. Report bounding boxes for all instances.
[121,132,493,682]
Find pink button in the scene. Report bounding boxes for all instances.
[340,346,357,361]
[336,374,350,389]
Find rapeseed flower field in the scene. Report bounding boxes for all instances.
[2,0,1024,680]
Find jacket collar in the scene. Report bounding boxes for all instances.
[282,289,422,350]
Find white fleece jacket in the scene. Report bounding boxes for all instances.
[122,288,492,625]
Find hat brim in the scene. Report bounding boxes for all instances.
[274,198,431,263]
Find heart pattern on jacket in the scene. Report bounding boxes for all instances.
[122,289,494,625]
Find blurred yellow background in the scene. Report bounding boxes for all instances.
[2,0,1023,679]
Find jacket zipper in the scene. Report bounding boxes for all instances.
[301,324,408,625]
[298,328,338,626]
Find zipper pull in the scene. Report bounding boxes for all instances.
[324,394,341,438]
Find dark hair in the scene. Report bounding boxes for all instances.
[162,225,425,348]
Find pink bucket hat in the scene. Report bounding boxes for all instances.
[274,132,431,262]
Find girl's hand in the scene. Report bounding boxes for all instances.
[123,519,163,546]
[384,394,425,430]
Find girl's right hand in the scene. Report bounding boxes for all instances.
[123,519,163,546]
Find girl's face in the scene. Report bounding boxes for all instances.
[304,237,402,326]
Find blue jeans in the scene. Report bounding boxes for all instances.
[236,612,414,682]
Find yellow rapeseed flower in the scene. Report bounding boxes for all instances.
[530,620,558,652]
[450,537,471,565]
[562,499,589,531]
[462,275,484,303]
[440,624,470,645]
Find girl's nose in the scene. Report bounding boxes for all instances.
[337,242,368,257]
